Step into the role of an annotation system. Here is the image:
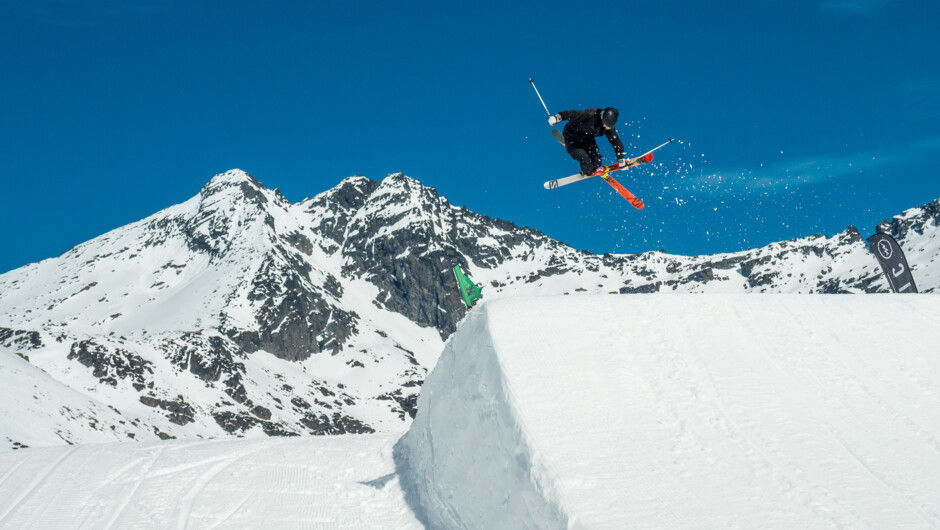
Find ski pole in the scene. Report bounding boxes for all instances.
[529,78,552,117]
[640,138,675,157]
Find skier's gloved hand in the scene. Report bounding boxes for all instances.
[548,114,562,126]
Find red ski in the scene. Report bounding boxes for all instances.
[599,170,644,210]
[543,154,649,209]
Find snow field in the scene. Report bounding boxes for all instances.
[0,435,420,529]
[3,292,939,528]
[396,294,940,528]
[0,349,141,447]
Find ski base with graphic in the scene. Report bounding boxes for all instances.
[543,153,653,190]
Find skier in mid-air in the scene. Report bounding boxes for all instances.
[548,107,626,177]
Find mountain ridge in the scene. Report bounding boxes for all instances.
[1,169,937,449]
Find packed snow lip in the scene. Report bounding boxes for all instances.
[395,294,940,529]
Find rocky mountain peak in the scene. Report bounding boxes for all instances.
[304,175,380,213]
[202,168,261,190]
[197,169,278,210]
[368,173,443,208]
[877,198,940,239]
[1,167,937,447]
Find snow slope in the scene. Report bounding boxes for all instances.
[0,348,141,448]
[0,434,420,528]
[396,294,940,528]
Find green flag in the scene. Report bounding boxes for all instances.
[453,265,483,309]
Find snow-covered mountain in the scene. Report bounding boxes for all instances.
[1,169,938,449]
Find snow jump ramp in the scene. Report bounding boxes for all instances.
[395,294,940,529]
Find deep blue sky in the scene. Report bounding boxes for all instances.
[2,0,938,273]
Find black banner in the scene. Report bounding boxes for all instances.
[867,233,918,293]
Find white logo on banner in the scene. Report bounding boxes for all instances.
[877,239,893,260]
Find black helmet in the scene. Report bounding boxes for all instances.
[600,107,619,129]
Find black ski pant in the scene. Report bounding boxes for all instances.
[566,137,602,176]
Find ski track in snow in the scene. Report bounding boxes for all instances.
[101,446,165,530]
[175,452,247,530]
[0,436,421,529]
[0,446,77,526]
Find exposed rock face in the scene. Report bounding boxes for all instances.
[139,395,196,426]
[229,253,358,360]
[67,340,153,390]
[0,168,937,447]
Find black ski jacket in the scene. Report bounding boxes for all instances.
[559,108,625,159]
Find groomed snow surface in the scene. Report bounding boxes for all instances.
[396,294,940,529]
[2,294,939,528]
[0,435,421,528]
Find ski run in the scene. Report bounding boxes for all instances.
[2,294,939,528]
